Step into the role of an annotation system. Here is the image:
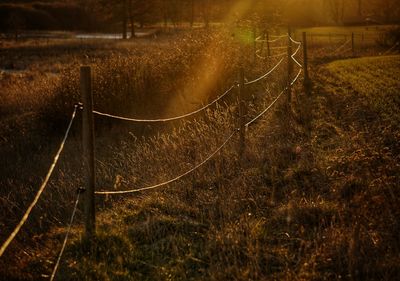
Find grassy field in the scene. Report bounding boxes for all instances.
[0,27,285,280]
[45,55,399,280]
[0,25,399,280]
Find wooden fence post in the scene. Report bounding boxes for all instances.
[351,32,355,56]
[287,27,293,104]
[302,32,309,88]
[238,67,246,162]
[253,26,257,64]
[81,66,96,240]
[266,31,271,57]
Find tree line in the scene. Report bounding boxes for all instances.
[81,0,400,36]
[0,0,398,35]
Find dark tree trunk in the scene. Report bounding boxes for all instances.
[204,0,210,28]
[122,0,128,39]
[190,0,194,28]
[128,0,135,38]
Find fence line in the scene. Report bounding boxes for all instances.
[255,50,286,60]
[245,89,286,127]
[291,44,302,58]
[95,65,304,196]
[291,43,303,68]
[269,46,288,50]
[291,69,303,86]
[246,68,302,127]
[245,57,284,85]
[1,29,308,271]
[94,55,286,123]
[255,52,267,60]
[0,105,79,258]
[382,42,399,55]
[95,131,236,195]
[256,35,286,43]
[49,189,82,281]
[328,38,351,56]
[289,36,301,45]
[93,85,235,123]
[4,28,393,271]
[269,34,288,39]
[90,32,303,196]
[292,56,303,68]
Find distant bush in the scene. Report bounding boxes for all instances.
[32,2,97,30]
[0,2,98,31]
[377,27,400,49]
[0,4,56,31]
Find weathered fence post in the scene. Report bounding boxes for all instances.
[81,66,96,240]
[238,67,246,162]
[253,26,257,64]
[351,32,355,56]
[266,31,271,57]
[287,27,293,104]
[302,32,309,88]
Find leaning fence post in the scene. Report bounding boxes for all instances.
[238,67,246,162]
[81,66,96,240]
[287,27,293,104]
[302,32,309,88]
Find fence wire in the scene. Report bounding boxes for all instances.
[49,190,81,281]
[93,85,236,123]
[0,105,79,258]
[291,44,302,57]
[245,89,286,127]
[329,38,351,56]
[292,56,303,68]
[256,34,287,43]
[382,42,399,55]
[269,46,288,50]
[291,69,303,86]
[95,131,236,195]
[96,57,304,197]
[255,51,286,60]
[289,36,302,45]
[291,44,303,68]
[246,67,302,127]
[245,57,284,85]
[270,34,288,39]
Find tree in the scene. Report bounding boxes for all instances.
[358,0,362,16]
[374,0,400,22]
[324,0,345,23]
[6,12,25,41]
[201,0,210,28]
[127,0,154,38]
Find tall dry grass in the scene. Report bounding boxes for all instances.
[0,27,287,279]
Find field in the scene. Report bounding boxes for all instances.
[0,24,399,280]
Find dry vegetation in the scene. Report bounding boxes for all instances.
[0,26,399,281]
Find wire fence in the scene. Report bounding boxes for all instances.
[95,131,236,195]
[49,188,83,281]
[245,57,284,85]
[305,31,399,61]
[2,25,398,279]
[93,85,236,123]
[1,29,306,279]
[0,105,79,258]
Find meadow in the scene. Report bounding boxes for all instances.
[0,24,399,280]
